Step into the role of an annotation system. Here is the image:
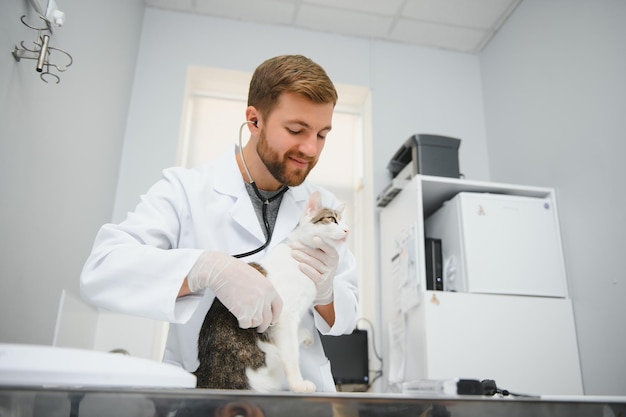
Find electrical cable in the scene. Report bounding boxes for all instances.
[356,317,384,390]
[480,379,538,398]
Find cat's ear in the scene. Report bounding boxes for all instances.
[305,191,322,215]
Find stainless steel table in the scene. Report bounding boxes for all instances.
[1,386,625,417]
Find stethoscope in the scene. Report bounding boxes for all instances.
[233,121,289,259]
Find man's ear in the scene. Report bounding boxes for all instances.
[245,106,260,129]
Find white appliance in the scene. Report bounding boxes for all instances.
[425,192,567,297]
[0,344,196,388]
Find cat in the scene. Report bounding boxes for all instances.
[194,190,348,393]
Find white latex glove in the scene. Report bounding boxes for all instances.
[187,251,282,332]
[291,237,339,305]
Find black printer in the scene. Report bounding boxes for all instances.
[388,134,461,179]
[377,134,461,207]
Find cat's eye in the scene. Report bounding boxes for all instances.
[313,216,337,225]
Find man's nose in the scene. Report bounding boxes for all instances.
[299,132,318,156]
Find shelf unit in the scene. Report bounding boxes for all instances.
[378,175,583,395]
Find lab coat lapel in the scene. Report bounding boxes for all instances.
[269,186,309,250]
[214,148,266,244]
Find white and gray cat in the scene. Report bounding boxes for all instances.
[194,191,348,393]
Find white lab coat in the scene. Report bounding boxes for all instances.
[80,146,359,392]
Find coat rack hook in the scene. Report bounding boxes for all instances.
[12,14,73,84]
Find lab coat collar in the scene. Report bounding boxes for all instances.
[213,146,247,197]
[213,146,308,248]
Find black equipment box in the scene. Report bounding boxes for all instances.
[387,134,461,179]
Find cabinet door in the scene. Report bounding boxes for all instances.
[459,193,567,297]
[421,291,583,395]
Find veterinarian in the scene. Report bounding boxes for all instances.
[80,54,359,392]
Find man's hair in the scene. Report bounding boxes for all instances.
[248,55,338,120]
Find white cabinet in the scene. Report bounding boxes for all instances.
[425,192,568,297]
[378,175,583,395]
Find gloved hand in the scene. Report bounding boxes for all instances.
[187,251,282,332]
[291,237,339,305]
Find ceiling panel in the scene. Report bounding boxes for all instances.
[390,18,488,52]
[303,0,406,16]
[296,4,394,39]
[194,0,296,25]
[401,0,520,29]
[144,0,523,54]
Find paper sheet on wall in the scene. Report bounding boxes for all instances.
[387,314,406,386]
[392,224,421,313]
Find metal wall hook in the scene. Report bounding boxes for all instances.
[12,14,73,83]
[19,14,49,31]
[40,71,60,84]
[46,46,73,71]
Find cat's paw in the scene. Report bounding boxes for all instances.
[298,328,313,346]
[290,379,316,393]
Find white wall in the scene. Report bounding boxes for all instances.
[369,41,490,194]
[0,0,144,344]
[113,8,491,222]
[480,0,626,395]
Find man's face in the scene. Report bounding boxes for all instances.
[256,92,334,187]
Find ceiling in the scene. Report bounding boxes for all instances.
[144,0,522,54]
[145,0,522,54]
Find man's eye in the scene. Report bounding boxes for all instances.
[287,128,302,135]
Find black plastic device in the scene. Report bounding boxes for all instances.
[387,134,461,178]
[320,329,369,387]
[425,238,443,291]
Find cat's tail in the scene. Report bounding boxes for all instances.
[246,340,284,392]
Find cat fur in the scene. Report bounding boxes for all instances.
[194,191,347,393]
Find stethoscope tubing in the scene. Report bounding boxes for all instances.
[232,121,288,259]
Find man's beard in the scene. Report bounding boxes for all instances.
[256,128,317,187]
